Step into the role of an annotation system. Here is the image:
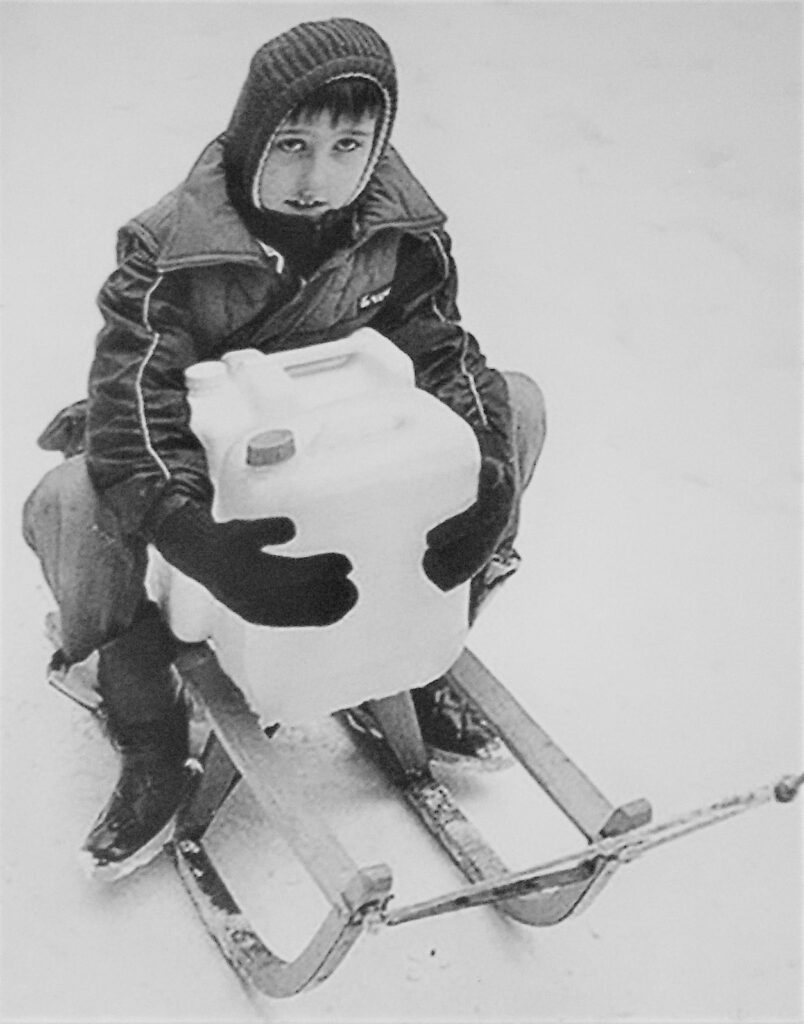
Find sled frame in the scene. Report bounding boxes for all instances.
[167,642,652,997]
[43,613,799,996]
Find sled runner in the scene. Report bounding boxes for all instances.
[45,615,801,999]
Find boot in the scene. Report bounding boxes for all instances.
[80,706,194,881]
[410,677,511,768]
[412,546,521,765]
[80,602,194,881]
[345,550,523,767]
[344,680,511,768]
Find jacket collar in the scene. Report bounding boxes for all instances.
[157,138,446,272]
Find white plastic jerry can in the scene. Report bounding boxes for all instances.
[147,328,481,726]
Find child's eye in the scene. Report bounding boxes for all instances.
[334,138,363,154]
[275,138,306,154]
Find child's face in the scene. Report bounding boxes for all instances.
[257,110,378,217]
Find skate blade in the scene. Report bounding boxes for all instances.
[48,660,103,713]
[427,740,515,774]
[341,707,384,742]
[78,760,202,883]
[78,814,179,883]
[342,709,514,773]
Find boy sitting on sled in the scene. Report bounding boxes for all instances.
[23,18,546,880]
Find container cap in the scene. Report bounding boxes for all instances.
[246,429,296,467]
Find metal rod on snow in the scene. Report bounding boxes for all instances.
[385,773,803,927]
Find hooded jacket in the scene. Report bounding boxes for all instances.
[77,21,515,537]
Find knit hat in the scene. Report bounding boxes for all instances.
[223,18,397,211]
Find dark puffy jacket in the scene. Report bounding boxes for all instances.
[78,138,514,537]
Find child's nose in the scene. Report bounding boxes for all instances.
[299,150,328,194]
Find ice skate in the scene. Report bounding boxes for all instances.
[343,678,512,769]
[80,711,198,882]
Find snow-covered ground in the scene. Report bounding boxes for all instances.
[1,3,801,1021]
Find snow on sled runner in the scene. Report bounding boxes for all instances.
[44,614,802,999]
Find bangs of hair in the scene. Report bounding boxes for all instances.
[289,78,384,124]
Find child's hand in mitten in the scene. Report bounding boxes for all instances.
[154,502,358,627]
[422,457,514,592]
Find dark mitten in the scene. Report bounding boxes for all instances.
[154,503,358,627]
[423,457,514,593]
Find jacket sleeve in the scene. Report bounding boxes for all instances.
[85,229,214,537]
[370,230,514,468]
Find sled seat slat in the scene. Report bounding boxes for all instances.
[178,730,242,842]
[174,644,392,916]
[448,650,644,839]
[169,836,381,998]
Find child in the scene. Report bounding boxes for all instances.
[23,18,546,881]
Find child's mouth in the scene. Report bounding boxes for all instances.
[286,198,327,213]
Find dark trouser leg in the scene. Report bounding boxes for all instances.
[469,371,546,618]
[22,455,179,726]
[23,455,190,877]
[495,370,547,554]
[412,372,547,762]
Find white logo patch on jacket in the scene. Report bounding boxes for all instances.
[358,284,392,311]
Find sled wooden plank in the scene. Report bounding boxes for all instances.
[447,649,642,840]
[177,730,242,842]
[366,690,429,775]
[401,772,609,926]
[170,836,386,998]
[566,857,621,917]
[174,644,392,916]
[339,711,612,927]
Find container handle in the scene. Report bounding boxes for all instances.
[285,354,353,378]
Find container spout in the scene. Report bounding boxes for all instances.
[246,429,296,467]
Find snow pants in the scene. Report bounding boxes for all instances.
[23,372,546,726]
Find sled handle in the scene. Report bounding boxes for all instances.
[385,772,801,926]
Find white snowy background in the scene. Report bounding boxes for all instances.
[1,2,801,1021]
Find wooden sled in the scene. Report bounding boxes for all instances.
[161,642,800,998]
[44,615,801,999]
